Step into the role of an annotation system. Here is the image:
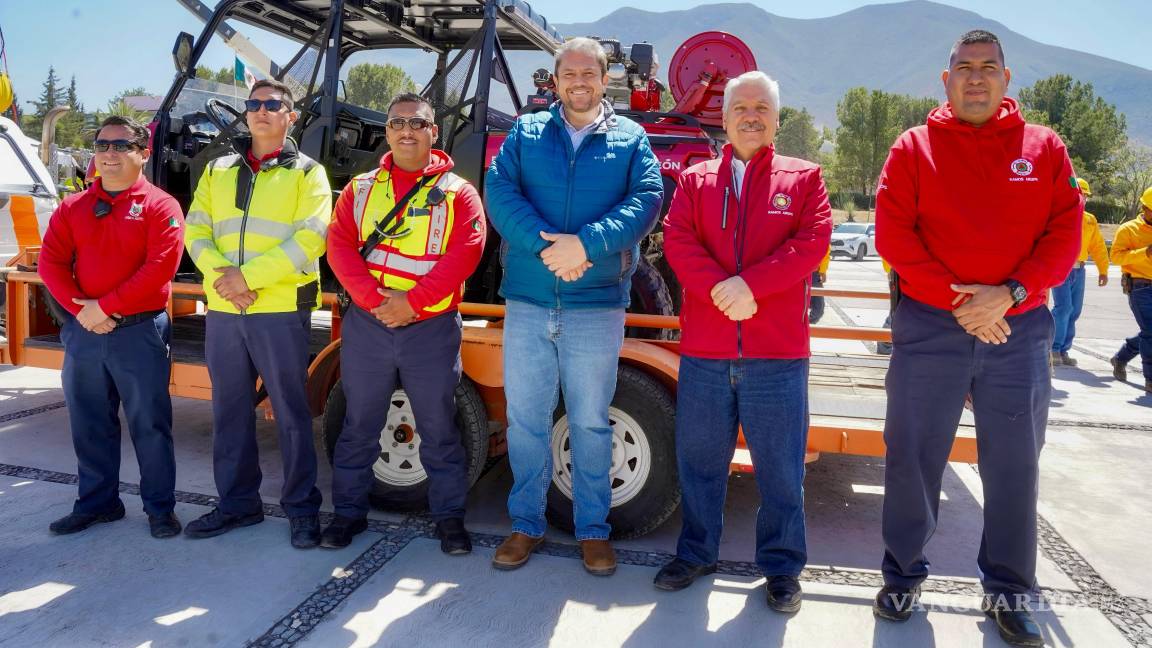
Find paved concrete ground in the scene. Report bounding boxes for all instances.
[0,258,1149,647]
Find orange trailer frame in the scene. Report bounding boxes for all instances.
[2,264,978,469]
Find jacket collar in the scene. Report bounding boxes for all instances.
[548,99,617,135]
[231,135,300,170]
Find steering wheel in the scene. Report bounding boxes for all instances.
[205,98,247,135]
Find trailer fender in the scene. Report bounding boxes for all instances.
[306,339,342,417]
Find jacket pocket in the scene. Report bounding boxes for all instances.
[619,247,635,281]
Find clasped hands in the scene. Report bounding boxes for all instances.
[213,266,259,311]
[371,288,418,328]
[711,276,757,321]
[950,283,1014,345]
[540,231,593,282]
[72,298,119,334]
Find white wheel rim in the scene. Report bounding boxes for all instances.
[372,389,426,487]
[550,406,652,507]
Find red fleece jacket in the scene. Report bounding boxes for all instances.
[663,144,832,359]
[39,176,184,316]
[875,98,1083,314]
[327,150,486,318]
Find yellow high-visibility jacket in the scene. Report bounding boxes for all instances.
[1079,211,1108,275]
[1111,217,1152,280]
[185,138,332,314]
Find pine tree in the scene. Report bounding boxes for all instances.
[22,66,62,136]
[56,75,88,148]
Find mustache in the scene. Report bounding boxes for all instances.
[738,122,766,132]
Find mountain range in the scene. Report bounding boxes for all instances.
[555,1,1152,141]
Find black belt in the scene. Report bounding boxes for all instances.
[1133,278,1152,289]
[110,309,164,327]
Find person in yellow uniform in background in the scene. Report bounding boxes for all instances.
[1109,187,1152,393]
[809,246,831,323]
[1051,178,1109,367]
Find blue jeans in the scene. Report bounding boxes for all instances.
[502,300,625,540]
[1116,284,1152,382]
[674,355,809,577]
[1050,266,1085,353]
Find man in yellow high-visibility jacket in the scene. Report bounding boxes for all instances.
[1110,187,1152,393]
[182,79,332,548]
[1051,178,1109,367]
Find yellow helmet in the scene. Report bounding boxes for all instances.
[1076,177,1091,197]
[1141,187,1152,212]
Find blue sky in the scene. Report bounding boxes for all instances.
[2,0,1150,112]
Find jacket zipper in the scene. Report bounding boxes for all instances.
[558,128,594,308]
[237,169,259,314]
[732,161,752,359]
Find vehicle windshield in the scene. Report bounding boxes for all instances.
[834,223,869,234]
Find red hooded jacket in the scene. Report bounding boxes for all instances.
[663,144,832,359]
[327,150,486,319]
[875,98,1083,314]
[39,175,184,317]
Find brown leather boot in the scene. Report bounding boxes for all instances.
[580,539,617,576]
[492,532,544,571]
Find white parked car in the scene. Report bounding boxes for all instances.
[830,222,875,261]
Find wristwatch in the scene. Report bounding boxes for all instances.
[1004,279,1027,307]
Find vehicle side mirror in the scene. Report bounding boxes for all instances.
[173,32,194,75]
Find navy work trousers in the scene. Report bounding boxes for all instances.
[1115,283,1152,382]
[205,309,321,517]
[881,298,1052,600]
[332,305,467,521]
[60,312,175,517]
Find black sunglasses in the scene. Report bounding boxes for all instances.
[387,117,433,131]
[93,139,142,153]
[244,98,289,113]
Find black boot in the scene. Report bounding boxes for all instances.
[184,507,264,539]
[873,585,921,622]
[765,575,802,613]
[983,597,1044,647]
[49,501,126,535]
[653,558,717,591]
[290,515,321,549]
[434,518,472,555]
[148,512,182,539]
[320,515,368,549]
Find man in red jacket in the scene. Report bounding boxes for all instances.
[38,116,185,539]
[323,93,486,552]
[872,31,1081,647]
[656,71,832,613]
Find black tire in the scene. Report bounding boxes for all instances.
[627,255,675,340]
[545,365,680,540]
[320,376,489,512]
[854,243,867,261]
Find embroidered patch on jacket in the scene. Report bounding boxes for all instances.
[771,193,793,210]
[1011,158,1034,176]
[126,202,145,221]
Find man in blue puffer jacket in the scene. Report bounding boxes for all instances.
[485,36,662,576]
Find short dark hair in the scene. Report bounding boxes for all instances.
[949,29,1005,66]
[387,92,434,117]
[249,79,294,108]
[97,115,150,149]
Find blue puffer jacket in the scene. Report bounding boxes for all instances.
[485,101,662,308]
